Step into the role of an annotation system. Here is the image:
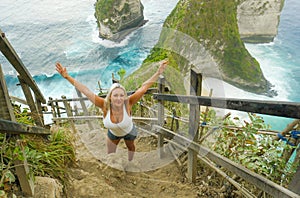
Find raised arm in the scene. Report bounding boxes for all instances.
[55,62,105,109]
[129,60,168,106]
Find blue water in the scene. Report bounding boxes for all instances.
[244,0,300,130]
[0,0,299,130]
[0,0,178,97]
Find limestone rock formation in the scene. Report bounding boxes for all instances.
[127,0,283,96]
[237,0,285,43]
[95,0,147,42]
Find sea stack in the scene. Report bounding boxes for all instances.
[95,0,147,42]
[237,0,284,43]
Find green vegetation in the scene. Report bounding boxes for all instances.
[95,0,131,22]
[117,68,126,82]
[95,0,115,22]
[140,0,269,94]
[0,104,75,196]
[13,104,35,125]
[127,88,297,188]
[123,70,297,188]
[95,0,136,33]
[118,0,297,189]
[206,112,297,186]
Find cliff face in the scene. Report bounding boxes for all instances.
[95,0,146,42]
[237,0,285,43]
[136,0,281,96]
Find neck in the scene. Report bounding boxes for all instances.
[111,104,123,111]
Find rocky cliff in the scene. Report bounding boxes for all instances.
[95,0,146,42]
[237,0,285,43]
[125,0,282,97]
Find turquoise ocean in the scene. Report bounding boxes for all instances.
[0,0,299,130]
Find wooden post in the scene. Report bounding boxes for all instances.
[0,65,34,196]
[75,88,94,130]
[17,75,44,127]
[49,97,60,125]
[112,73,119,83]
[97,81,104,95]
[140,98,144,117]
[14,157,34,197]
[55,100,61,117]
[157,76,165,158]
[171,107,179,132]
[170,108,174,131]
[187,69,202,183]
[288,124,300,195]
[74,104,79,116]
[0,64,15,120]
[61,95,76,132]
[288,163,300,195]
[48,97,57,118]
[199,88,213,140]
[35,96,44,125]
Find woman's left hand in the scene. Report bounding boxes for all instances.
[158,59,169,75]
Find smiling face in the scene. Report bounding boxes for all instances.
[110,88,126,108]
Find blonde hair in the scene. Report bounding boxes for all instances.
[104,83,128,110]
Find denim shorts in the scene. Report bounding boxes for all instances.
[107,125,137,141]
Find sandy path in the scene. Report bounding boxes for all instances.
[64,122,231,198]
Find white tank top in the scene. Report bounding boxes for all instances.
[103,105,133,137]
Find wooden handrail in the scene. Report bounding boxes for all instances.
[52,115,157,122]
[153,125,300,198]
[153,94,300,119]
[0,119,50,135]
[0,30,46,103]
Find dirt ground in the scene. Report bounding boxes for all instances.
[60,122,239,198]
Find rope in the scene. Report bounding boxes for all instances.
[277,131,300,146]
[200,122,207,126]
[291,130,300,140]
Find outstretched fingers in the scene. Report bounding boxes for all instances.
[55,62,67,77]
[55,62,62,71]
[158,59,169,74]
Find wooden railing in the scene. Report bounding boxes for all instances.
[49,69,300,197]
[151,69,300,198]
[0,28,50,196]
[47,88,159,131]
[3,20,299,196]
[0,119,50,135]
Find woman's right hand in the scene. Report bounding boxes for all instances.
[55,62,69,78]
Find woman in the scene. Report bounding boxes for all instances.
[55,60,168,161]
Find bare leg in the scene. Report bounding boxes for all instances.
[124,140,135,161]
[107,137,120,154]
